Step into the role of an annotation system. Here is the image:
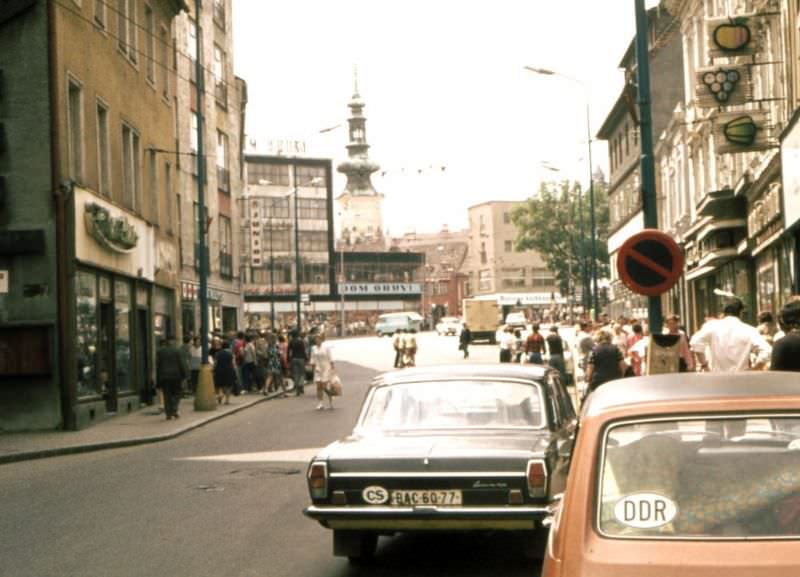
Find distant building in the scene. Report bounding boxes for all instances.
[0,0,187,430]
[241,155,335,330]
[461,201,559,320]
[390,227,469,323]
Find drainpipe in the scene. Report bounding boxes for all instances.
[48,0,77,430]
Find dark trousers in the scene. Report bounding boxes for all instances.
[161,378,182,418]
[461,343,469,359]
[394,349,402,368]
[500,349,512,363]
[241,362,256,392]
[190,369,199,394]
[291,358,306,395]
[528,352,543,365]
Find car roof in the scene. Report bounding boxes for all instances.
[583,371,800,417]
[374,363,549,386]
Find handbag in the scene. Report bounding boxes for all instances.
[328,373,343,396]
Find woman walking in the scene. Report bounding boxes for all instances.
[584,330,626,399]
[213,340,237,405]
[310,334,335,410]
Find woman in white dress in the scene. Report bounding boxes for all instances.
[310,334,335,410]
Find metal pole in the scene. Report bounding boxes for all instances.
[635,0,663,333]
[292,164,302,330]
[269,211,275,329]
[194,0,215,410]
[340,244,346,336]
[586,101,599,320]
[577,187,588,315]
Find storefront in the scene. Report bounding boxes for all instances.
[180,281,240,338]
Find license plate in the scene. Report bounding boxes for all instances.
[390,490,462,506]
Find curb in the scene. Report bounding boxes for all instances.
[0,389,286,466]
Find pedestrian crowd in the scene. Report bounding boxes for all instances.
[154,324,342,419]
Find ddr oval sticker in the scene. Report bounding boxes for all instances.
[362,485,389,505]
[614,493,677,529]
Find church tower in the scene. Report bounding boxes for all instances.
[337,70,384,247]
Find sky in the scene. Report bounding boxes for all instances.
[232,1,659,235]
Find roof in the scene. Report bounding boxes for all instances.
[376,363,549,386]
[583,372,800,417]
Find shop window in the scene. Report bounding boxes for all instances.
[76,271,100,397]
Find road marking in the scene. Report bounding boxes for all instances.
[177,447,321,463]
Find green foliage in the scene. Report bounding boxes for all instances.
[511,179,610,299]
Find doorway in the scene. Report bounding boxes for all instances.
[99,301,116,412]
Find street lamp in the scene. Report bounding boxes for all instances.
[525,65,600,320]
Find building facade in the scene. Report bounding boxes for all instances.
[461,201,560,320]
[241,155,335,330]
[174,0,244,338]
[390,227,468,325]
[597,3,685,322]
[0,0,186,431]
[658,0,798,331]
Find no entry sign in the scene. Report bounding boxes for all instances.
[617,230,684,296]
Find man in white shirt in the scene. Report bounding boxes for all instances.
[689,298,771,372]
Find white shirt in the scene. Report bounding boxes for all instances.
[499,332,515,351]
[689,316,772,372]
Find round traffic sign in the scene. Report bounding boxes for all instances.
[617,230,684,296]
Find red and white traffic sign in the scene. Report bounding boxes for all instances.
[617,230,684,296]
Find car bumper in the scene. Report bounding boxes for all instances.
[303,504,548,531]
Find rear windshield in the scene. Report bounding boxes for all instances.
[598,416,800,539]
[359,380,543,431]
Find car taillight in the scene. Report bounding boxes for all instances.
[526,459,547,496]
[308,461,328,499]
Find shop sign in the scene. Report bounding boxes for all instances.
[249,199,263,267]
[781,115,800,230]
[706,15,760,59]
[341,283,422,295]
[695,65,751,108]
[84,202,139,253]
[748,183,782,240]
[713,110,773,155]
[181,282,223,302]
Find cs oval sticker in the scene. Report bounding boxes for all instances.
[614,493,677,529]
[362,485,389,505]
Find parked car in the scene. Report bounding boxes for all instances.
[374,312,423,337]
[505,311,527,328]
[304,364,577,562]
[542,372,800,577]
[435,316,462,336]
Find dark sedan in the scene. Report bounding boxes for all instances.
[303,364,577,562]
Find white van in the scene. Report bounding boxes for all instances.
[374,312,423,337]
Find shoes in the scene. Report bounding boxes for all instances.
[174,413,180,419]
[316,403,324,410]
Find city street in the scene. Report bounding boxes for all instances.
[0,334,541,577]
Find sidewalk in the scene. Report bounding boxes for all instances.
[0,388,290,466]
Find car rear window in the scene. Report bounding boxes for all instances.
[360,380,543,431]
[598,416,800,539]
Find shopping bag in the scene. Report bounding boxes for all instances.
[328,373,343,396]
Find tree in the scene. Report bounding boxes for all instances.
[511,179,610,305]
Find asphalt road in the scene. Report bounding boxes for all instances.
[0,334,543,577]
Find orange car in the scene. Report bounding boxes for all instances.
[542,372,800,577]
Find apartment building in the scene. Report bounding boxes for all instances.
[0,0,186,430]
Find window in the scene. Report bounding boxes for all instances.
[96,100,110,197]
[479,269,492,291]
[187,19,198,63]
[121,123,140,210]
[94,0,106,28]
[299,230,328,252]
[117,0,138,63]
[219,215,232,278]
[216,131,229,192]
[503,212,511,224]
[294,165,326,185]
[67,78,83,182]
[247,162,289,186]
[212,0,225,29]
[213,44,227,107]
[144,5,155,83]
[264,228,291,252]
[159,25,170,98]
[165,162,172,233]
[504,240,512,252]
[297,198,327,220]
[148,147,158,224]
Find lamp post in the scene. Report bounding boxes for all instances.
[526,66,599,320]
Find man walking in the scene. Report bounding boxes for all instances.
[690,297,771,372]
[393,329,405,368]
[771,298,800,371]
[546,326,568,384]
[525,323,546,364]
[288,330,308,395]
[459,323,472,359]
[156,336,187,420]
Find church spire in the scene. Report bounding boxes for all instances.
[337,69,379,197]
